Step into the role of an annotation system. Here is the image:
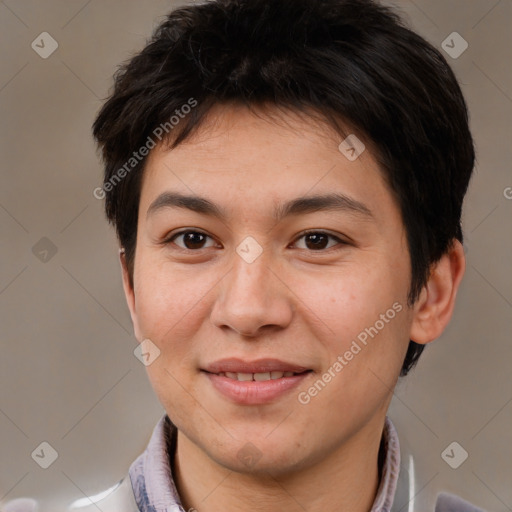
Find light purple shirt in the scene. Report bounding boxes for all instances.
[128,415,484,511]
[129,415,401,511]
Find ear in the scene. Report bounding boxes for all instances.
[119,248,143,342]
[409,239,466,344]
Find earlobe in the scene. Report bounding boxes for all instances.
[409,240,466,345]
[119,248,142,341]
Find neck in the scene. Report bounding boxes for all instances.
[172,419,385,512]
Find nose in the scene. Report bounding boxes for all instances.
[210,247,294,337]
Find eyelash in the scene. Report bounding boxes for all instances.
[162,229,347,252]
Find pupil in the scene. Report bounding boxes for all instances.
[185,232,205,249]
[306,233,327,250]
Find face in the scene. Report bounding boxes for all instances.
[123,104,417,475]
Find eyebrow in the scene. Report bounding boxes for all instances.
[146,191,373,221]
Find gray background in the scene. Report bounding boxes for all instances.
[0,0,510,510]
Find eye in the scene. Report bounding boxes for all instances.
[292,230,346,251]
[164,229,347,252]
[165,230,218,250]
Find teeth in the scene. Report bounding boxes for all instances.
[220,371,298,381]
[254,372,271,381]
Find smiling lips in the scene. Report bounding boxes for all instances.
[202,358,312,405]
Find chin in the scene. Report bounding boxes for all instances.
[216,447,309,477]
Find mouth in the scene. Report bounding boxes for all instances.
[206,370,310,381]
[200,358,313,405]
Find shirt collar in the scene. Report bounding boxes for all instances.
[129,415,401,512]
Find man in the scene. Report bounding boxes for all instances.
[92,0,482,510]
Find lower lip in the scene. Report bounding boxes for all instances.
[203,371,311,405]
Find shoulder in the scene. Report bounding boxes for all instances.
[386,417,487,512]
[435,492,487,512]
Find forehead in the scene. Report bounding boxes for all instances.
[139,104,397,224]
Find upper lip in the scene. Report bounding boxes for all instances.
[202,358,310,374]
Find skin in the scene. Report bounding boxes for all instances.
[120,104,465,512]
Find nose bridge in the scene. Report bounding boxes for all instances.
[232,246,273,298]
[210,242,292,336]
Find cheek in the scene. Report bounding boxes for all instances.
[133,259,209,423]
[294,261,410,398]
[295,260,408,341]
[133,254,213,340]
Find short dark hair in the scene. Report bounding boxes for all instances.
[92,0,475,376]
